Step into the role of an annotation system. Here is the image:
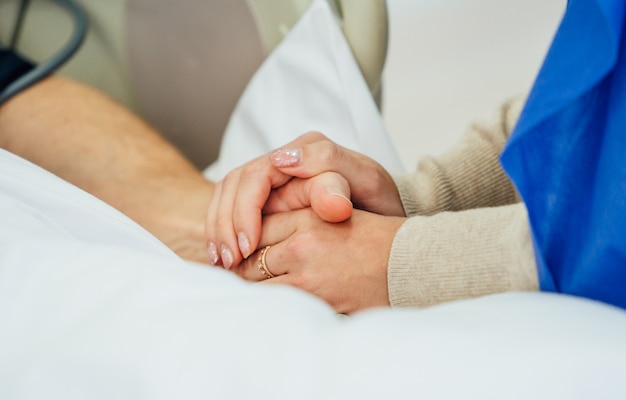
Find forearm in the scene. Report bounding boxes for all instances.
[0,76,214,262]
[395,97,524,216]
[387,203,538,307]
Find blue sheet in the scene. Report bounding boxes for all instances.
[501,0,626,309]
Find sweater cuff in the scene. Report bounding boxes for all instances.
[387,203,538,308]
[393,172,436,217]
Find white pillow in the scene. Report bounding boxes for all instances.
[204,0,404,180]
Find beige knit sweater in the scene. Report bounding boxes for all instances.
[388,97,538,307]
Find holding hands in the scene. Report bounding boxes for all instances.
[205,132,406,312]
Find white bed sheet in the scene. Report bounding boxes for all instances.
[1,147,626,399]
[2,1,626,397]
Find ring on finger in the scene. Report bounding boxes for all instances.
[257,245,275,279]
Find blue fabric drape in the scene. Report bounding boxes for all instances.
[501,0,626,309]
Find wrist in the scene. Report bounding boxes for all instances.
[123,176,215,263]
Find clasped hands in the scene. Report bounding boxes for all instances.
[205,132,406,314]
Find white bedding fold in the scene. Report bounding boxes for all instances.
[1,148,626,399]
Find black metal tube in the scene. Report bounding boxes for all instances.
[0,0,88,105]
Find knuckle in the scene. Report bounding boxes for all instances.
[289,270,317,293]
[318,141,342,165]
[241,161,262,177]
[290,269,326,303]
[284,235,307,260]
[301,131,327,142]
[356,162,386,196]
[280,231,315,262]
[218,173,235,194]
[215,213,234,236]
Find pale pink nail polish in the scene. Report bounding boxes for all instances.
[221,244,234,270]
[208,242,219,265]
[270,148,302,168]
[238,232,251,259]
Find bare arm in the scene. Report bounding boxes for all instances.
[0,76,214,263]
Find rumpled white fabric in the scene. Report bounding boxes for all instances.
[2,0,626,397]
[204,0,404,180]
[1,147,626,399]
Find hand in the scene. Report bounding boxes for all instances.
[0,77,215,264]
[230,208,406,314]
[205,132,404,269]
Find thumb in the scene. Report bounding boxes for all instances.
[310,175,353,223]
[264,172,353,222]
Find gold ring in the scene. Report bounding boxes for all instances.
[257,245,275,279]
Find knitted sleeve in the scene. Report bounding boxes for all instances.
[393,97,524,216]
[388,203,537,307]
[387,98,538,307]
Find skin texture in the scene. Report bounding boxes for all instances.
[205,132,405,269]
[233,208,406,314]
[0,77,405,313]
[206,132,407,313]
[0,76,214,263]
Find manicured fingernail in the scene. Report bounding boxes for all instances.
[221,244,234,270]
[270,148,302,168]
[326,187,353,206]
[208,242,219,265]
[238,232,251,258]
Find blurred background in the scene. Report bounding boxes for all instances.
[383,0,565,170]
[0,0,567,170]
